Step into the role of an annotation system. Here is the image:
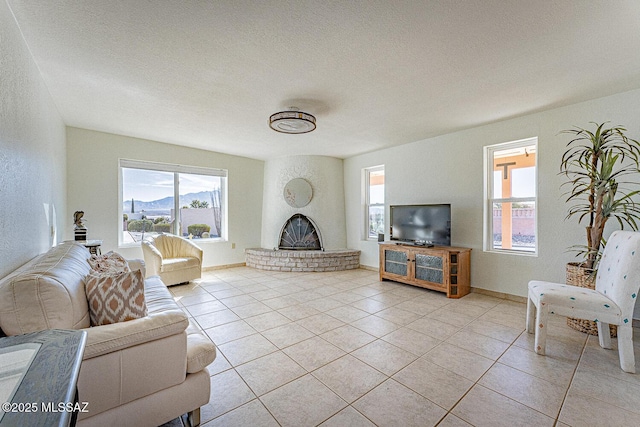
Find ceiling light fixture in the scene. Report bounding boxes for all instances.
[269,107,316,134]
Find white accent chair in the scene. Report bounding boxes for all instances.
[141,234,203,286]
[527,230,640,373]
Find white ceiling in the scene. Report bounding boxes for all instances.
[7,1,640,160]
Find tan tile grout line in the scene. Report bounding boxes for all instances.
[571,335,640,417]
[196,293,397,424]
[436,328,533,426]
[190,270,553,426]
[552,335,588,426]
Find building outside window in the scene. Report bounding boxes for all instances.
[484,138,537,254]
[365,165,385,240]
[119,159,227,245]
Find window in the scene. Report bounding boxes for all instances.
[484,138,537,254]
[365,165,385,239]
[119,159,227,245]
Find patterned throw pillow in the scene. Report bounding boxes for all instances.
[88,251,130,275]
[85,269,147,326]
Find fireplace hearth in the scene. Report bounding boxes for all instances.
[245,248,360,272]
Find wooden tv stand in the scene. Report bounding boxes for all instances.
[379,242,471,298]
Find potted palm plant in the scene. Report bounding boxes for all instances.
[560,122,640,335]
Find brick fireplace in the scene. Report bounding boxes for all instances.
[247,155,360,272]
[246,213,359,272]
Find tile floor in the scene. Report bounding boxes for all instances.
[168,267,640,427]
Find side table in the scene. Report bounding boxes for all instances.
[0,329,86,426]
[80,240,102,256]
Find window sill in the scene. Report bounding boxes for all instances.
[192,237,227,244]
[118,237,227,249]
[484,248,538,257]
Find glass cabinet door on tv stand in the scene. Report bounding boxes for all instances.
[380,246,411,279]
[379,243,471,298]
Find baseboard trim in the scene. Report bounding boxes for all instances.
[359,265,378,272]
[202,262,246,272]
[470,287,527,304]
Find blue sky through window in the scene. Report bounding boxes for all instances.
[123,168,220,202]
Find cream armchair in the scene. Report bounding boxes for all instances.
[141,234,203,286]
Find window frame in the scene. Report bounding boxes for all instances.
[364,165,385,241]
[118,159,228,247]
[483,137,538,256]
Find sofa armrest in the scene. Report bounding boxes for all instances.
[82,307,188,359]
[186,322,216,373]
[83,275,187,359]
[141,241,163,277]
[83,309,189,360]
[127,258,146,277]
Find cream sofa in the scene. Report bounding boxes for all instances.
[0,242,216,427]
[141,234,203,286]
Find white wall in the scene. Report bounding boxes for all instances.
[261,156,347,250]
[66,127,264,268]
[0,2,67,278]
[344,89,640,297]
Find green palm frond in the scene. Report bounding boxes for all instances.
[559,122,640,269]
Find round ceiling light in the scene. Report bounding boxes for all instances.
[269,107,316,134]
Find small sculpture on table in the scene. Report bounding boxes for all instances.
[74,211,87,241]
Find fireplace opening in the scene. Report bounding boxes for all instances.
[278,214,323,250]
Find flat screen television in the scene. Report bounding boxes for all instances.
[390,204,451,246]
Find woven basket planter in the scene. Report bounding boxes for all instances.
[565,262,617,337]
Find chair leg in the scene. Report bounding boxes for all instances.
[617,324,636,373]
[534,304,549,355]
[526,295,535,334]
[597,322,612,349]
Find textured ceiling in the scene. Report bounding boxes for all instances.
[7,1,640,160]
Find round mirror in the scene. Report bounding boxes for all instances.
[283,178,313,208]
